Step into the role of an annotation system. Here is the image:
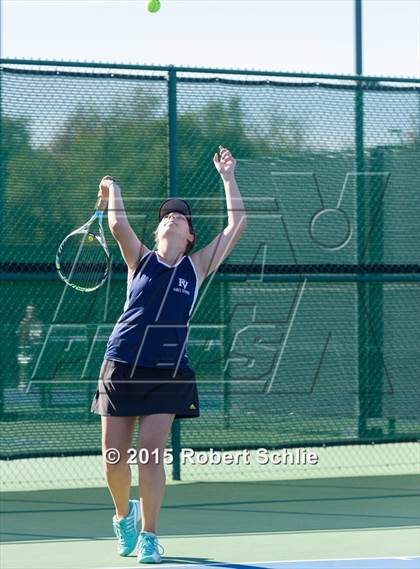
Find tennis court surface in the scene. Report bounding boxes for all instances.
[2,468,419,569]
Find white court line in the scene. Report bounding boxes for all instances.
[5,525,420,545]
[100,556,420,569]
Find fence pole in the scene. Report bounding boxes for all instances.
[168,66,181,480]
[0,70,5,417]
[168,66,178,199]
[355,0,369,439]
[222,280,231,429]
[367,147,385,435]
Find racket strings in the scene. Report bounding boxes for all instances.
[58,231,109,291]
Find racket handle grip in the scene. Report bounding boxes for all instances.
[95,196,108,212]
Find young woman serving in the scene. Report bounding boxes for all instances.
[91,146,247,563]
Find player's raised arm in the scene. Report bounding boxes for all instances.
[190,147,247,280]
[98,176,151,270]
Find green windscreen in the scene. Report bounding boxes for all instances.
[1,64,419,468]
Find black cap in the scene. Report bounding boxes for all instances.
[159,198,193,228]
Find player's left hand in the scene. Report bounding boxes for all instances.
[213,146,236,181]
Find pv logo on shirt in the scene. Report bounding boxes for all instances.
[173,278,190,295]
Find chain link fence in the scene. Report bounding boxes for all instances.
[1,61,419,487]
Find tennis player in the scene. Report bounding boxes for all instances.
[91,146,247,563]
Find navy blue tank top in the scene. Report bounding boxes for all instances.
[105,251,199,369]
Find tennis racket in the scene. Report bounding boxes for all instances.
[55,196,111,292]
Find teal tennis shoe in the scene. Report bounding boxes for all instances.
[112,499,140,556]
[137,531,164,563]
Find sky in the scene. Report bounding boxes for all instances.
[1,0,419,78]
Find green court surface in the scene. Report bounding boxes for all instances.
[1,474,419,569]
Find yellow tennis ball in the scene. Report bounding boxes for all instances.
[88,235,94,242]
[147,0,160,13]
